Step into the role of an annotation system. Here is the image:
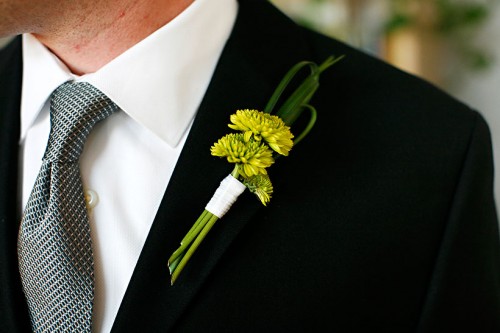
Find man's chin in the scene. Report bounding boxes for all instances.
[0,27,20,39]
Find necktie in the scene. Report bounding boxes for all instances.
[18,82,119,332]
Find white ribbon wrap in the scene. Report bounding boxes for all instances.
[205,175,247,218]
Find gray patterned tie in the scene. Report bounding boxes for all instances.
[18,81,119,332]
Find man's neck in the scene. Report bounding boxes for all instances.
[34,0,194,75]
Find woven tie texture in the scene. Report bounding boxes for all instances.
[18,82,119,332]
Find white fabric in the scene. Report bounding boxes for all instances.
[206,175,247,218]
[19,0,238,332]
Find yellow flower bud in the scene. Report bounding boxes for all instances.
[228,109,294,156]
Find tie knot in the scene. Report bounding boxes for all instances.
[44,82,119,163]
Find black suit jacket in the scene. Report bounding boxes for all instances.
[1,0,500,332]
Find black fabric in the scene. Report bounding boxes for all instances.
[1,0,499,332]
[0,38,32,333]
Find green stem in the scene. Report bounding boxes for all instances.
[168,210,211,266]
[171,214,219,285]
[264,61,318,114]
[276,79,319,125]
[292,104,317,146]
[168,254,183,274]
[230,164,240,179]
[276,55,345,126]
[318,55,345,73]
[169,165,240,278]
[181,210,208,244]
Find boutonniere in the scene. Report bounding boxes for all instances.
[168,55,344,284]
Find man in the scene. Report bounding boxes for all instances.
[1,0,499,332]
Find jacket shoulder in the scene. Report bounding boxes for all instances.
[302,28,477,127]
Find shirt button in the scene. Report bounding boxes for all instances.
[85,189,99,210]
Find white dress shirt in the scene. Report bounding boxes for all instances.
[19,0,238,332]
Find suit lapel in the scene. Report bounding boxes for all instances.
[0,37,32,333]
[111,0,313,331]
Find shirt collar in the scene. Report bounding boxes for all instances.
[21,0,238,146]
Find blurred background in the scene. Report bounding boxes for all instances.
[271,0,500,207]
[1,0,499,206]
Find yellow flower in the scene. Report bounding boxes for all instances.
[244,174,274,206]
[228,109,294,156]
[211,133,274,178]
